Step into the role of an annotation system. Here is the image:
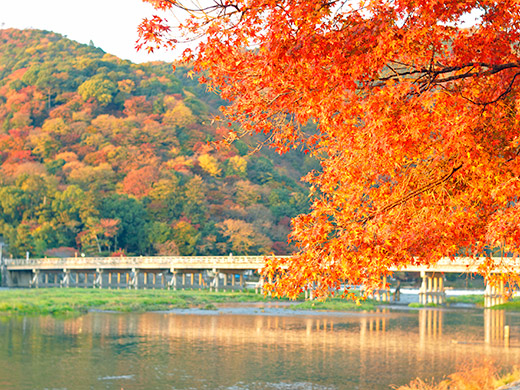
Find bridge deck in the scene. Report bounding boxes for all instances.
[4,255,520,273]
[4,256,268,271]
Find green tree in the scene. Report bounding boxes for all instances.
[182,175,208,225]
[100,194,148,254]
[78,77,117,105]
[172,220,200,255]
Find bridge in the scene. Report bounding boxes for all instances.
[1,255,519,307]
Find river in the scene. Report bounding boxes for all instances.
[1,304,519,389]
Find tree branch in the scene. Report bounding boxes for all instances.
[360,163,463,224]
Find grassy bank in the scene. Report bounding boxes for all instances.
[0,288,276,316]
[0,288,386,316]
[446,295,520,310]
[447,294,485,305]
[291,297,380,311]
[494,299,520,310]
[396,363,520,390]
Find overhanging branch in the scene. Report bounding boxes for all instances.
[360,163,463,224]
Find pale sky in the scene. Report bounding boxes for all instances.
[0,0,180,63]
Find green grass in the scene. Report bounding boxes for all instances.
[446,294,485,305]
[417,295,520,310]
[0,288,392,316]
[408,302,443,308]
[492,298,520,310]
[291,297,379,311]
[0,288,275,316]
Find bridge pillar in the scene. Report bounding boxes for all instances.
[168,269,177,290]
[371,275,392,302]
[255,276,264,294]
[181,273,186,289]
[94,269,103,288]
[30,269,40,288]
[215,271,222,292]
[484,279,507,308]
[61,269,70,288]
[207,269,217,291]
[129,268,139,289]
[419,272,446,305]
[0,262,12,287]
[0,258,8,287]
[142,272,147,289]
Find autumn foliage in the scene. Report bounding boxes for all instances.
[0,29,311,259]
[139,0,520,298]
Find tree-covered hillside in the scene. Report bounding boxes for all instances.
[0,28,316,258]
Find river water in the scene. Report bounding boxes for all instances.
[1,304,519,390]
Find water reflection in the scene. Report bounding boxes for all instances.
[0,308,519,390]
[484,309,506,345]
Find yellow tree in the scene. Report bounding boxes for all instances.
[139,0,520,298]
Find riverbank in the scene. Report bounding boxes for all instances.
[0,288,378,316]
[396,362,520,390]
[446,294,520,310]
[1,288,519,317]
[0,288,275,316]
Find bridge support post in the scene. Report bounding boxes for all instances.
[371,275,391,302]
[255,276,264,294]
[129,268,139,289]
[94,269,103,288]
[168,269,177,290]
[484,279,506,308]
[61,269,70,288]
[1,262,12,287]
[239,272,244,290]
[209,269,223,292]
[419,272,446,305]
[0,257,8,287]
[30,269,40,288]
[214,271,221,292]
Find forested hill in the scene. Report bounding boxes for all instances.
[0,28,316,258]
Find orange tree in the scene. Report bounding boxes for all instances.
[138,0,520,299]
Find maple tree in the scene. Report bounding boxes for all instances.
[139,0,520,298]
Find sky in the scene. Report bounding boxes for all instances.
[0,1,482,65]
[0,0,179,63]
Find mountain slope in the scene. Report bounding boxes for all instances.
[0,28,317,258]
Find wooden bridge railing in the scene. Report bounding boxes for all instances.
[5,255,520,273]
[5,255,273,271]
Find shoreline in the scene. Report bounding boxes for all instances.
[0,287,517,317]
